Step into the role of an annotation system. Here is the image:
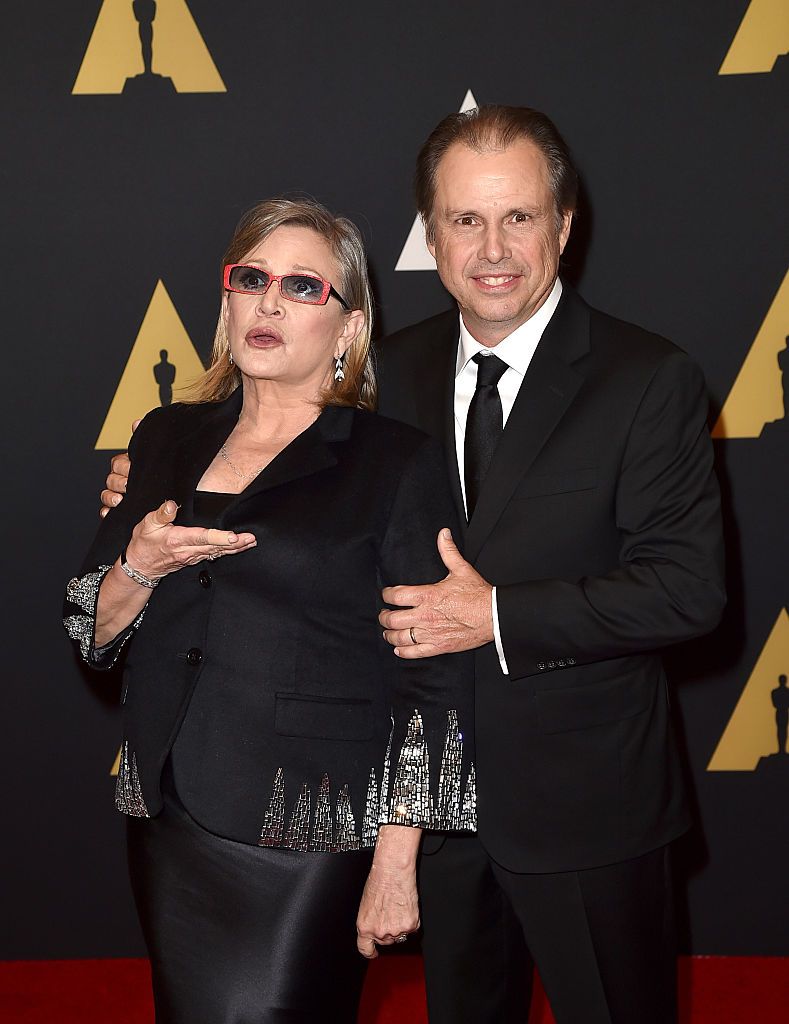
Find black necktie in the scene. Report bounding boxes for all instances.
[464,352,508,518]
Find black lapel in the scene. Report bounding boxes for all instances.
[171,393,352,525]
[230,404,352,512]
[171,389,244,526]
[464,287,591,563]
[412,313,465,528]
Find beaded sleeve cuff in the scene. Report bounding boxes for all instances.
[64,566,146,668]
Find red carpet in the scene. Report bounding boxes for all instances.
[1,955,786,1023]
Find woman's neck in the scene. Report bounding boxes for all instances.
[237,377,323,442]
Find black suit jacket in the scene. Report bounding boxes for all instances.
[65,395,475,851]
[378,284,725,872]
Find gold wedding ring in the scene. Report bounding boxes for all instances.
[409,626,418,645]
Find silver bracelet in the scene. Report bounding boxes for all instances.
[119,548,160,589]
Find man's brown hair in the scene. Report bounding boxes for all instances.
[415,104,578,242]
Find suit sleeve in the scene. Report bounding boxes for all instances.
[496,351,726,680]
[377,436,476,832]
[62,410,163,670]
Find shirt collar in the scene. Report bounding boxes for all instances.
[456,278,563,377]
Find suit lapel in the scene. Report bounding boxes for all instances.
[464,287,591,563]
[171,392,351,525]
[231,405,351,511]
[411,314,466,532]
[171,389,243,526]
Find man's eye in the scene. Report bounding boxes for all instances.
[512,212,530,223]
[458,216,476,226]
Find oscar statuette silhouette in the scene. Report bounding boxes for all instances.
[153,349,176,406]
[122,0,176,96]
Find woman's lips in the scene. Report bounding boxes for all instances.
[245,327,284,349]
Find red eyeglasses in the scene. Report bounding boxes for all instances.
[223,264,350,309]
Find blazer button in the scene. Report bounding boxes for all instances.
[198,570,212,588]
[537,661,546,671]
[186,647,202,666]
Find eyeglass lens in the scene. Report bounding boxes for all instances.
[228,266,327,304]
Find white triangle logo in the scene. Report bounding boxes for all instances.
[395,89,479,272]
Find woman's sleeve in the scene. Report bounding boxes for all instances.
[63,412,159,671]
[377,435,476,833]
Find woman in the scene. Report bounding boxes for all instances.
[64,198,475,1022]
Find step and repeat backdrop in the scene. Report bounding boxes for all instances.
[1,0,786,957]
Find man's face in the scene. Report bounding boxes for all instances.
[427,139,572,346]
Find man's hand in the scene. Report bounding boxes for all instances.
[379,529,494,659]
[99,420,138,518]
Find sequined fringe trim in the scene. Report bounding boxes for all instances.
[64,565,145,666]
[257,709,476,852]
[115,740,150,818]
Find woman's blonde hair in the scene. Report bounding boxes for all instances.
[186,197,376,410]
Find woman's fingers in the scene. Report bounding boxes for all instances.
[127,506,256,578]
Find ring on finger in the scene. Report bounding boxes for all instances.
[409,626,418,645]
[395,933,408,943]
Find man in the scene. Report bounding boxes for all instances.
[375,105,724,1024]
[102,106,725,1023]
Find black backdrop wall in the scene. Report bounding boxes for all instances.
[1,0,786,958]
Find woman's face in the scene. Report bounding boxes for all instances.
[224,225,361,395]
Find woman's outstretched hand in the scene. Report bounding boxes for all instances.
[356,825,422,959]
[93,501,255,647]
[125,500,256,580]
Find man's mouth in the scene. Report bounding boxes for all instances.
[472,274,521,291]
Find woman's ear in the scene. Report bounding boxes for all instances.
[337,309,365,357]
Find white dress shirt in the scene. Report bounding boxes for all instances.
[454,279,563,674]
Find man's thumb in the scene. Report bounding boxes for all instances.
[437,528,466,572]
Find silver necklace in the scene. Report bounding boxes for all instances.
[219,443,267,482]
[220,414,318,480]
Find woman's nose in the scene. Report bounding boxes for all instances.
[256,281,284,315]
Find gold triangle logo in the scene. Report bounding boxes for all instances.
[712,267,789,438]
[95,280,206,450]
[719,0,789,75]
[73,0,226,95]
[707,609,789,770]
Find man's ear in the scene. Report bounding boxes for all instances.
[425,220,437,260]
[558,210,573,255]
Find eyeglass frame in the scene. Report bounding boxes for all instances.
[223,263,350,310]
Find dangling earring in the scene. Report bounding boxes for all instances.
[334,353,345,382]
[228,350,234,366]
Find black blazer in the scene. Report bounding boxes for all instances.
[65,394,475,851]
[378,284,725,872]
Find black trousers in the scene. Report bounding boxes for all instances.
[418,835,677,1024]
[127,773,373,1024]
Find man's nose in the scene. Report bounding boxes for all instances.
[477,224,510,264]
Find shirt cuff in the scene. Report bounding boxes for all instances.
[491,587,509,675]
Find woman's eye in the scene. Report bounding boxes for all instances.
[239,270,266,290]
[292,277,322,296]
